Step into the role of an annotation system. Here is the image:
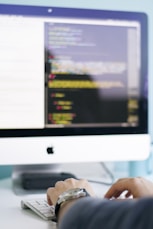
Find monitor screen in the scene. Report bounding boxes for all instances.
[0,4,150,166]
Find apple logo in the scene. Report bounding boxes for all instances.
[46,146,54,154]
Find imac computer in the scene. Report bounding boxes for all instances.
[0,4,150,189]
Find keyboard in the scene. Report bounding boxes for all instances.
[21,198,56,221]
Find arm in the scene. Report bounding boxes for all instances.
[59,197,153,229]
[47,177,153,229]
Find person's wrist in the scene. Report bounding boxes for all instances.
[55,188,90,221]
[57,199,78,222]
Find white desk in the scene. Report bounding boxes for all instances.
[0,163,113,229]
[0,178,57,228]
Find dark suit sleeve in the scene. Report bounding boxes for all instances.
[58,197,153,229]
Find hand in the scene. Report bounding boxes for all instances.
[104,177,153,199]
[47,178,95,206]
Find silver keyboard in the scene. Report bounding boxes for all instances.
[21,198,56,221]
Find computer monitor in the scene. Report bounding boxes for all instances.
[0,4,150,185]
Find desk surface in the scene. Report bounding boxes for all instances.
[0,163,111,228]
[0,178,57,228]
